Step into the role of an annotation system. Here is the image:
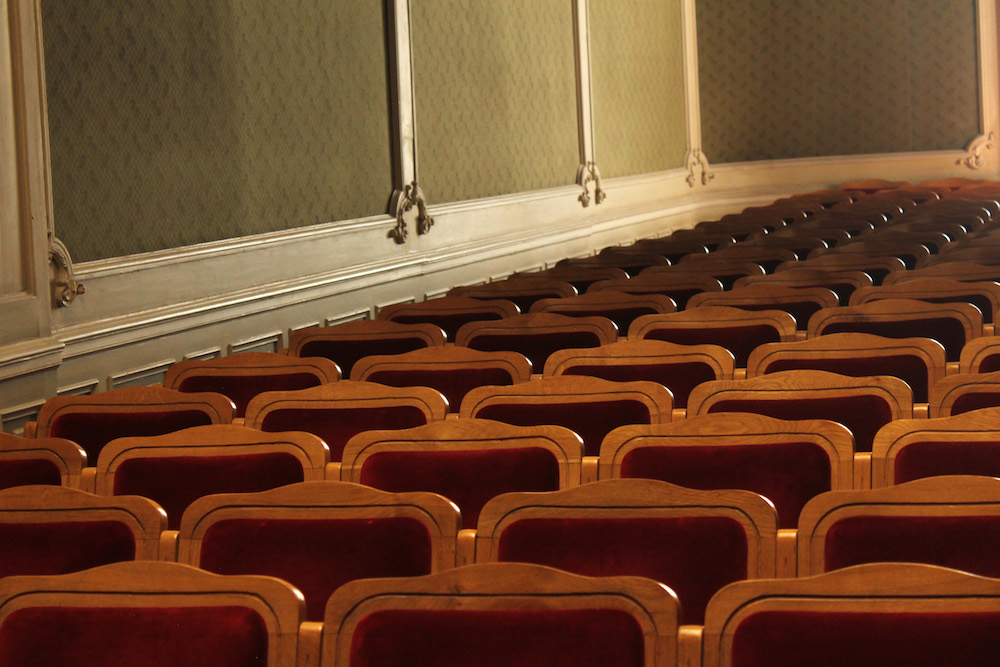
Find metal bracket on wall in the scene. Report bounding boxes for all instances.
[48,234,85,308]
[576,162,606,208]
[958,132,996,170]
[685,148,715,188]
[388,181,435,244]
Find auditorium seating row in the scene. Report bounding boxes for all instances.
[6,177,1000,665]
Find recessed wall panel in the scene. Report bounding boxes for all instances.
[590,0,687,177]
[697,0,980,164]
[411,0,580,204]
[41,0,394,262]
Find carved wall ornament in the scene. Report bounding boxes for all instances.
[576,162,606,208]
[958,132,996,170]
[685,148,715,188]
[48,234,85,308]
[388,181,435,244]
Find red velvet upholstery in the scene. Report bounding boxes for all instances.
[391,313,504,341]
[950,391,1000,416]
[0,460,62,490]
[976,354,1000,373]
[349,608,644,667]
[50,411,215,463]
[466,332,605,371]
[298,338,430,377]
[497,516,747,624]
[824,515,1000,576]
[643,325,780,367]
[200,517,432,621]
[920,294,995,321]
[731,610,1000,667]
[259,405,429,461]
[619,443,830,528]
[0,606,268,667]
[822,318,967,362]
[113,453,305,530]
[0,521,135,577]
[359,448,560,529]
[765,355,930,402]
[562,362,716,409]
[706,396,891,453]
[364,368,514,409]
[894,440,1000,483]
[177,374,322,418]
[475,400,654,458]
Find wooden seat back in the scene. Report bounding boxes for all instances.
[687,370,913,453]
[733,268,873,304]
[28,387,235,464]
[687,285,839,331]
[340,419,584,529]
[850,277,1000,326]
[460,375,674,458]
[530,290,676,333]
[378,296,519,341]
[287,320,447,378]
[177,481,461,621]
[242,380,448,463]
[476,478,777,625]
[163,352,340,417]
[544,339,734,410]
[0,433,85,488]
[448,278,577,313]
[588,273,723,310]
[95,424,329,529]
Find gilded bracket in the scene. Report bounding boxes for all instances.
[48,234,85,308]
[388,181,435,244]
[577,162,606,208]
[958,132,996,170]
[685,148,715,188]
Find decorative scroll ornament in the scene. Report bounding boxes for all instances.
[48,234,85,308]
[388,181,435,244]
[577,162,606,208]
[685,148,715,188]
[958,132,995,170]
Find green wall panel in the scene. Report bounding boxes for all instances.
[590,0,687,178]
[42,0,394,262]
[411,0,580,204]
[697,0,980,164]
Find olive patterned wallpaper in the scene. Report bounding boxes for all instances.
[410,0,580,204]
[697,0,981,164]
[589,0,688,178]
[41,0,394,262]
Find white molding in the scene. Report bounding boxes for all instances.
[229,332,283,355]
[324,311,370,327]
[109,359,174,389]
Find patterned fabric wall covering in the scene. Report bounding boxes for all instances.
[411,0,580,204]
[697,0,981,164]
[41,0,394,262]
[590,0,688,178]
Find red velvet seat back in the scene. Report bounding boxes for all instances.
[975,353,1000,373]
[200,517,432,621]
[0,521,135,578]
[475,400,654,458]
[643,325,780,367]
[731,610,1000,667]
[894,440,1000,484]
[707,396,891,453]
[765,355,930,402]
[364,368,515,410]
[0,605,269,667]
[562,362,716,409]
[50,411,215,463]
[949,391,1000,416]
[113,453,305,530]
[497,516,747,624]
[359,448,560,529]
[619,443,830,529]
[466,331,605,371]
[0,459,62,490]
[823,515,1000,576]
[259,405,429,461]
[349,608,644,667]
[822,318,967,362]
[298,338,430,377]
[177,374,323,418]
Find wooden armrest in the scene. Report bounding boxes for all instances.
[678,625,703,667]
[297,621,323,667]
[79,467,97,494]
[324,462,342,481]
[776,529,797,578]
[457,528,477,567]
[854,452,872,490]
[581,456,600,484]
[159,530,179,562]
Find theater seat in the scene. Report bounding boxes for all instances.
[0,433,86,489]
